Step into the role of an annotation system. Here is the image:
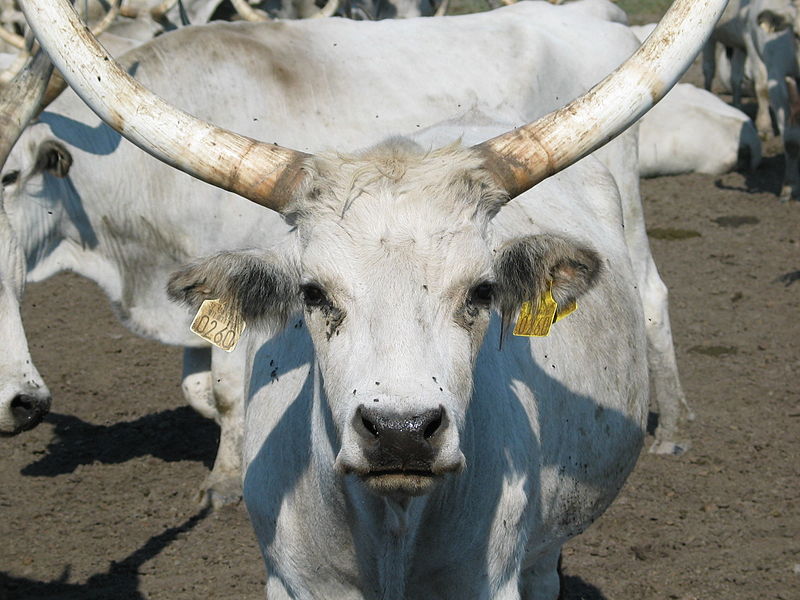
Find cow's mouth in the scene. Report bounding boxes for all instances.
[360,469,438,497]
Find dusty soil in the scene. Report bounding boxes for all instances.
[1,18,799,600]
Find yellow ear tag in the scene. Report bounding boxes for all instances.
[190,298,246,352]
[513,284,577,337]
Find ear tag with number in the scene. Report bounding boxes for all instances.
[190,298,246,352]
[513,283,577,337]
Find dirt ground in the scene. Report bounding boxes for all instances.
[2,14,800,600]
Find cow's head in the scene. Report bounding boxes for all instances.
[21,0,726,489]
[0,49,55,435]
[168,139,601,496]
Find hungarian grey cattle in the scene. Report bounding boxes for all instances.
[7,0,692,499]
[22,0,724,596]
[638,82,761,176]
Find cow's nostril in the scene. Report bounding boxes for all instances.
[10,394,51,431]
[10,395,35,414]
[361,414,379,438]
[423,411,443,440]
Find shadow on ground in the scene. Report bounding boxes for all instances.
[21,407,217,477]
[0,508,210,600]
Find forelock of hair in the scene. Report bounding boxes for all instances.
[286,137,509,222]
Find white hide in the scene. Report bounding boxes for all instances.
[638,83,762,176]
[560,0,628,24]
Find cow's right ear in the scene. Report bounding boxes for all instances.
[167,251,300,330]
[34,141,72,178]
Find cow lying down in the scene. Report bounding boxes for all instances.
[638,82,762,177]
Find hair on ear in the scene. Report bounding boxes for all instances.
[167,251,300,327]
[34,141,72,178]
[494,234,603,335]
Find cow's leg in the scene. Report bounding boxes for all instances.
[729,46,747,110]
[774,76,800,201]
[702,40,717,92]
[640,262,692,455]
[265,576,292,599]
[181,346,217,419]
[520,547,561,600]
[747,38,773,139]
[200,345,246,508]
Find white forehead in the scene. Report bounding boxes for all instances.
[291,140,501,291]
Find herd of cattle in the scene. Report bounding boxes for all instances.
[0,0,794,597]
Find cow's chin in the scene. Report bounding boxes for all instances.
[360,471,439,498]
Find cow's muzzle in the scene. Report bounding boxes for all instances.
[1,393,51,436]
[338,404,463,497]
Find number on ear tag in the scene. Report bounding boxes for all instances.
[513,284,577,337]
[190,299,246,352]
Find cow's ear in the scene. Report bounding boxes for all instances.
[167,251,300,329]
[758,10,792,33]
[34,141,72,178]
[493,234,602,321]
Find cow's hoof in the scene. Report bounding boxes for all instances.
[198,477,242,509]
[649,438,690,456]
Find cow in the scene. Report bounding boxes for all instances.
[0,48,53,435]
[6,0,691,499]
[638,82,762,176]
[703,0,800,200]
[22,0,724,596]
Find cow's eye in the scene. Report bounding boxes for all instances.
[1,170,19,186]
[469,282,494,306]
[300,283,329,308]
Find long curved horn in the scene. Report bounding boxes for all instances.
[231,0,270,21]
[0,51,30,85]
[434,0,448,17]
[474,0,729,200]
[92,0,122,34]
[0,0,120,62]
[150,0,179,20]
[0,49,53,165]
[0,25,25,50]
[1,0,121,111]
[314,0,339,18]
[20,0,308,212]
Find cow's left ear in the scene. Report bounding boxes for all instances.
[493,234,603,321]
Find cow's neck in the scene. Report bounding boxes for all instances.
[311,362,439,600]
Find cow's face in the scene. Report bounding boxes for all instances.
[169,140,601,498]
